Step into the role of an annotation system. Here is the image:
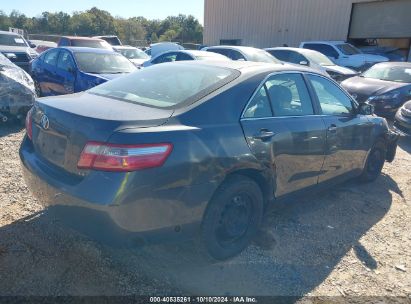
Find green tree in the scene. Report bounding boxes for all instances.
[2,8,203,45]
[150,32,158,43]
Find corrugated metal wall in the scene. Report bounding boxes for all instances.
[204,0,377,48]
[350,0,411,39]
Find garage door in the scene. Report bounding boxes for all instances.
[349,0,411,39]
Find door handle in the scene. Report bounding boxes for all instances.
[328,125,338,133]
[254,129,276,141]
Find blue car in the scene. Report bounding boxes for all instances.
[30,47,136,96]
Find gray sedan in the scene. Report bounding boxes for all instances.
[20,61,398,260]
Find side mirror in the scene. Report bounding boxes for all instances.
[299,60,309,66]
[29,42,36,48]
[67,67,76,74]
[359,103,374,115]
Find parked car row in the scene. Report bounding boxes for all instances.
[31,47,137,96]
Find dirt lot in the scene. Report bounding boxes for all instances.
[0,124,410,298]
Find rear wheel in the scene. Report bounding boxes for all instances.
[360,141,386,182]
[200,175,263,260]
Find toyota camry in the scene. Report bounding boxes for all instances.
[20,61,398,260]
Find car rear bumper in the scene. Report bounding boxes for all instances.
[19,137,212,241]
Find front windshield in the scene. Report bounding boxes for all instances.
[0,34,29,47]
[337,43,362,55]
[362,64,411,83]
[117,48,149,60]
[245,49,280,63]
[88,63,238,108]
[74,52,136,74]
[303,51,335,66]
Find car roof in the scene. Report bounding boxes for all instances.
[113,45,139,50]
[205,45,262,52]
[301,41,346,45]
[0,30,20,36]
[93,35,118,38]
[372,61,411,68]
[60,36,105,41]
[58,47,116,54]
[172,60,316,75]
[266,47,323,55]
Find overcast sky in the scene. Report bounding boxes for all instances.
[1,0,205,24]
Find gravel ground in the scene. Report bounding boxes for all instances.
[0,124,410,298]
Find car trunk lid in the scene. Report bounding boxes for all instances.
[32,92,173,175]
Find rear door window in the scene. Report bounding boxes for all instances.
[308,74,354,115]
[270,50,291,62]
[265,73,314,117]
[243,86,273,118]
[153,52,178,64]
[228,50,246,61]
[176,52,194,61]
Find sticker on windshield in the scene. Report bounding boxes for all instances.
[14,38,25,44]
[405,69,411,75]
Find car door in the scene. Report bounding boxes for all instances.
[241,72,327,197]
[54,50,76,95]
[306,74,374,183]
[40,49,60,96]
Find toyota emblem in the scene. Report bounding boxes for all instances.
[40,115,50,130]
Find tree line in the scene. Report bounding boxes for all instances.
[0,7,203,46]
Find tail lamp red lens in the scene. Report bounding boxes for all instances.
[25,108,33,140]
[77,142,173,172]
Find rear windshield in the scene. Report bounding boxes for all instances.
[88,63,239,108]
[74,52,136,74]
[0,33,28,47]
[362,64,411,83]
[71,39,111,49]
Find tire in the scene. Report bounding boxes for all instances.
[360,140,386,183]
[200,175,263,260]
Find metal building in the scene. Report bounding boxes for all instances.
[203,0,411,57]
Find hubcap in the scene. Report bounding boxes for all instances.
[215,193,253,245]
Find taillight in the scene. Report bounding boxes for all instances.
[77,142,173,172]
[25,108,33,140]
